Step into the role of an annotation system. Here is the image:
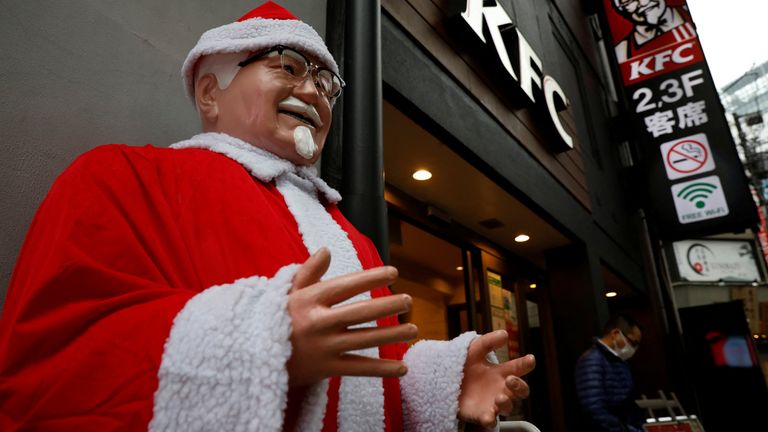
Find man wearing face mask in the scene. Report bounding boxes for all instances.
[0,2,536,431]
[575,314,645,432]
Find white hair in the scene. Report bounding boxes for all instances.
[193,52,251,111]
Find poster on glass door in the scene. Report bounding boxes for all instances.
[487,271,520,362]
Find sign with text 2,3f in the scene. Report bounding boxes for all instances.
[600,0,757,239]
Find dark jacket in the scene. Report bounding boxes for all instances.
[574,338,644,432]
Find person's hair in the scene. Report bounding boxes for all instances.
[602,314,641,336]
[193,52,251,111]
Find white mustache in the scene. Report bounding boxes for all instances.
[278,96,323,128]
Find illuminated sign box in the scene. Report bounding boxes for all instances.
[669,239,763,283]
[599,0,758,239]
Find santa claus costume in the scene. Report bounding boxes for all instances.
[0,3,478,431]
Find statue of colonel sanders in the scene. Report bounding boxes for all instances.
[0,2,534,431]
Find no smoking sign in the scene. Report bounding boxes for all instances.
[659,133,716,180]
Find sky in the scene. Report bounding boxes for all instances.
[686,0,768,90]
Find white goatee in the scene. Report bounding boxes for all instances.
[294,125,317,159]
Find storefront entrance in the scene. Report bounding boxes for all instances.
[388,215,469,341]
[387,209,552,425]
[383,98,571,427]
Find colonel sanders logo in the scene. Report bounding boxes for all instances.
[604,0,704,84]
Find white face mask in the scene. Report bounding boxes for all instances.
[614,331,637,361]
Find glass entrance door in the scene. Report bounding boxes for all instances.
[479,249,547,425]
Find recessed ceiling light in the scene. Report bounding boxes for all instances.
[514,234,530,243]
[605,291,617,298]
[529,283,537,289]
[412,169,432,181]
[456,266,463,271]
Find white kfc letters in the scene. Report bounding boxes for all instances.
[460,0,574,151]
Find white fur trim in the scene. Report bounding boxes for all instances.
[150,264,328,431]
[401,331,479,432]
[182,17,340,101]
[169,132,341,203]
[294,378,330,432]
[297,164,343,204]
[275,172,385,432]
[167,132,382,430]
[275,173,359,281]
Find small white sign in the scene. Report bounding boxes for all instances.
[671,175,729,224]
[672,239,762,282]
[659,132,715,180]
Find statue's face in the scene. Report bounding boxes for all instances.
[211,49,333,165]
[615,0,668,26]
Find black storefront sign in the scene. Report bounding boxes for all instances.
[600,0,757,239]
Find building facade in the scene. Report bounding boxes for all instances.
[324,1,684,429]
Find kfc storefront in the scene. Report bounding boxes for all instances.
[327,1,674,429]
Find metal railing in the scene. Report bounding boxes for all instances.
[498,420,542,432]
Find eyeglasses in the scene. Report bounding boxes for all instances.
[238,45,345,100]
[621,331,641,348]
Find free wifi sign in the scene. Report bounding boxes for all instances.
[670,175,729,224]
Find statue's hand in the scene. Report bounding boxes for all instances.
[286,248,417,388]
[458,330,536,429]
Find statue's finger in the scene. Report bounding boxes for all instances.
[468,330,508,362]
[331,323,417,352]
[498,354,536,378]
[331,354,407,378]
[479,411,498,429]
[311,266,398,305]
[495,393,514,415]
[291,247,331,292]
[505,375,530,399]
[329,294,411,328]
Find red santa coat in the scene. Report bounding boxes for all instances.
[0,133,477,432]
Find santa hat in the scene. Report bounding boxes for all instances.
[181,1,338,101]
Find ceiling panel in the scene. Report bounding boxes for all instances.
[383,100,571,268]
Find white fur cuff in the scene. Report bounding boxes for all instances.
[401,331,478,432]
[150,264,306,432]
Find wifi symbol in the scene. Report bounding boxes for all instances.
[677,181,717,209]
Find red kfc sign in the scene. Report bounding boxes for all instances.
[603,0,705,85]
[598,0,758,239]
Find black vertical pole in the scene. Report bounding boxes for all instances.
[462,249,477,332]
[339,0,388,263]
[321,0,346,193]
